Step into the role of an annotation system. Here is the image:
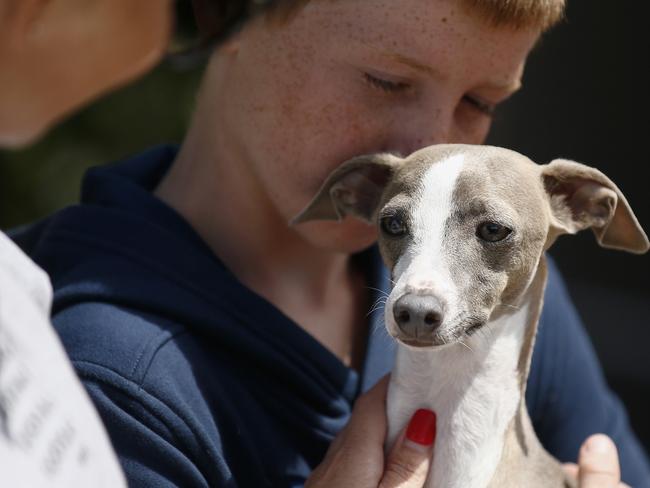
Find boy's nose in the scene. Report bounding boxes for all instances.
[393,293,444,338]
[381,102,459,156]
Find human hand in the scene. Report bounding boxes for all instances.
[563,434,630,488]
[305,376,436,488]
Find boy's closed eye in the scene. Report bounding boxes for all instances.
[363,72,411,94]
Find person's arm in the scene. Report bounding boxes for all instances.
[0,233,126,488]
[72,363,218,488]
[75,364,436,488]
[527,257,650,487]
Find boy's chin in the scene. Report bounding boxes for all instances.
[294,218,378,254]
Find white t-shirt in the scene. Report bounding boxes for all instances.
[0,231,126,487]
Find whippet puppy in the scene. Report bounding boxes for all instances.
[294,144,649,488]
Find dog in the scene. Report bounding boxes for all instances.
[294,144,649,487]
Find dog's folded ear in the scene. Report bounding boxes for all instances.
[291,153,403,225]
[542,159,649,254]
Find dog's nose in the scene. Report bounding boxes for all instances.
[393,294,444,337]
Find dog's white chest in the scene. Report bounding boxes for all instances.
[386,305,527,488]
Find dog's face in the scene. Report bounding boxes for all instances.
[294,144,648,349]
[375,147,551,347]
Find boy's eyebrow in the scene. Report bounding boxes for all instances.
[384,51,522,93]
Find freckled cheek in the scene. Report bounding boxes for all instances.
[253,121,376,216]
[243,77,386,204]
[294,108,387,184]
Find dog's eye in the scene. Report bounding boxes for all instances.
[380,215,407,237]
[476,221,512,242]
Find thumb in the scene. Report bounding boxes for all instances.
[578,434,621,487]
[380,409,436,488]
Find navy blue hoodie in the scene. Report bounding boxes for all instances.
[14,146,650,487]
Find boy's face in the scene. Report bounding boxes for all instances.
[213,0,540,252]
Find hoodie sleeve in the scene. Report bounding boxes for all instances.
[526,258,650,488]
[72,360,236,488]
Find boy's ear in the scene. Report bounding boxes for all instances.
[542,159,649,254]
[291,153,403,225]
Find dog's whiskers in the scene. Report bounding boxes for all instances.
[459,339,474,353]
[366,307,383,318]
[498,302,521,311]
[366,297,387,317]
[482,322,495,344]
[365,286,390,298]
[366,305,386,318]
[478,327,490,345]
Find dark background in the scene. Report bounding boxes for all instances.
[1,0,648,453]
[488,1,650,452]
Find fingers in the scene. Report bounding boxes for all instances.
[307,378,436,488]
[577,434,621,488]
[349,375,390,435]
[328,376,390,453]
[379,409,436,488]
[305,376,390,487]
[563,462,579,480]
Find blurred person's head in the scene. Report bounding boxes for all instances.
[170,0,565,254]
[0,0,172,147]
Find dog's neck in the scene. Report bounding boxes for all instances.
[386,259,548,488]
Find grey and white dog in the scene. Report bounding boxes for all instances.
[294,144,649,488]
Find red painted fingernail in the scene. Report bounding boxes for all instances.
[406,409,437,446]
